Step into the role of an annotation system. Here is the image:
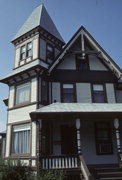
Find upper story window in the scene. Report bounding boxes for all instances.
[62,84,76,103]
[15,82,30,105]
[20,42,32,60]
[92,84,106,103]
[20,45,26,60]
[12,123,30,154]
[46,44,54,63]
[27,42,32,57]
[76,54,89,70]
[41,80,49,105]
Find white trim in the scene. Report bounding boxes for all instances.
[49,27,122,78]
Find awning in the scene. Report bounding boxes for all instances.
[30,103,122,120]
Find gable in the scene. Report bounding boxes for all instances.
[49,26,122,78]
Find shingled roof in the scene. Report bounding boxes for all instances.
[12,4,64,43]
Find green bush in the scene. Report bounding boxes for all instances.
[37,170,65,180]
[0,158,65,180]
[0,158,33,180]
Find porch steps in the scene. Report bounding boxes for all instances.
[89,166,122,180]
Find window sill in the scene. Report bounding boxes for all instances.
[10,153,31,157]
[8,101,37,111]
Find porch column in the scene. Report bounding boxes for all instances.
[76,118,82,154]
[114,118,122,153]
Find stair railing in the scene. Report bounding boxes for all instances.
[79,155,94,180]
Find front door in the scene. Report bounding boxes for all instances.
[61,125,77,155]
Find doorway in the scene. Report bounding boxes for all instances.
[61,125,77,155]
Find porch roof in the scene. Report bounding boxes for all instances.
[30,103,122,119]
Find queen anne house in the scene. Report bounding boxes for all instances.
[1,4,122,180]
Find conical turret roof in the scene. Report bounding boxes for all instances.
[12,4,64,43]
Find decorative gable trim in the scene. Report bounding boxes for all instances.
[49,26,122,78]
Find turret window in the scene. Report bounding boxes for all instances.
[20,45,26,60]
[46,44,54,63]
[15,82,30,105]
[27,42,32,57]
[20,42,32,60]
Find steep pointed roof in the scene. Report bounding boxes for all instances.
[49,26,122,78]
[12,4,64,43]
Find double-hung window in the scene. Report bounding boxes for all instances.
[46,44,54,63]
[15,82,30,105]
[92,84,106,103]
[62,84,75,103]
[20,42,32,60]
[95,122,113,155]
[27,42,32,57]
[12,123,30,154]
[20,45,26,60]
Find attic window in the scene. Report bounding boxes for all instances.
[76,54,89,70]
[46,44,54,63]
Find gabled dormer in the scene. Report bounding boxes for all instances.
[12,4,65,70]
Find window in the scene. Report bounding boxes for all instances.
[46,44,54,63]
[20,42,32,60]
[27,42,32,57]
[20,45,26,60]
[95,122,113,155]
[62,84,75,103]
[41,80,49,105]
[76,54,89,70]
[15,82,30,105]
[12,123,30,154]
[92,84,106,103]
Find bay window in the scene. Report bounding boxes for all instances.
[12,123,30,154]
[15,82,30,105]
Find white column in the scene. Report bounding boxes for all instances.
[76,118,82,154]
[114,118,122,153]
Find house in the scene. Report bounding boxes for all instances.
[1,4,122,179]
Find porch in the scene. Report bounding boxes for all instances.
[30,103,122,179]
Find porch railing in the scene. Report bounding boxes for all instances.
[40,155,79,169]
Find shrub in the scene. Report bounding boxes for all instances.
[37,170,65,180]
[0,158,33,180]
[0,158,65,180]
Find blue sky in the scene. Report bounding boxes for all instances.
[0,0,122,131]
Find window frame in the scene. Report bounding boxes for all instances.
[11,123,31,155]
[76,54,89,70]
[20,42,32,61]
[20,45,26,60]
[92,84,107,103]
[41,80,49,105]
[95,122,113,155]
[61,83,76,103]
[46,43,54,64]
[26,42,32,58]
[15,81,31,106]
